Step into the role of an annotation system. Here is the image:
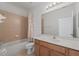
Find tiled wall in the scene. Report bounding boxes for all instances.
[0,9,28,43]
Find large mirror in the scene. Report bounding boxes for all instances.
[41,3,78,38]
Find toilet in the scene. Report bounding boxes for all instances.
[25,42,34,55]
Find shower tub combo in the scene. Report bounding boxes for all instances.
[0,39,34,56]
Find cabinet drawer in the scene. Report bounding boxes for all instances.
[50,50,65,56]
[40,40,49,47]
[48,44,66,54]
[69,49,79,56]
[35,39,40,44]
[40,40,66,54]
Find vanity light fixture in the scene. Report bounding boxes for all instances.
[46,2,62,10]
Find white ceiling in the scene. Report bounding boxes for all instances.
[8,2,50,10]
[0,2,73,15]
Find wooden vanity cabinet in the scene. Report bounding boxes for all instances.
[50,50,65,56]
[68,49,79,56]
[48,43,66,56]
[39,40,50,56]
[34,39,66,56]
[39,45,50,56]
[39,40,66,56]
[34,39,79,56]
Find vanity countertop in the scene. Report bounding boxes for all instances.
[33,34,79,51]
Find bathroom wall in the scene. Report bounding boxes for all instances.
[32,9,42,36]
[0,2,28,17]
[0,9,28,43]
[31,3,48,37]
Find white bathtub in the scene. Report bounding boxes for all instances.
[0,39,29,56]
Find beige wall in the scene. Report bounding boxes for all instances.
[0,10,28,43]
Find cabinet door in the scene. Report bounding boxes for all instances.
[50,50,65,56]
[34,44,40,56]
[69,49,79,56]
[39,46,49,56]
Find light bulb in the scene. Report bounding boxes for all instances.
[53,2,57,5]
[49,4,52,7]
